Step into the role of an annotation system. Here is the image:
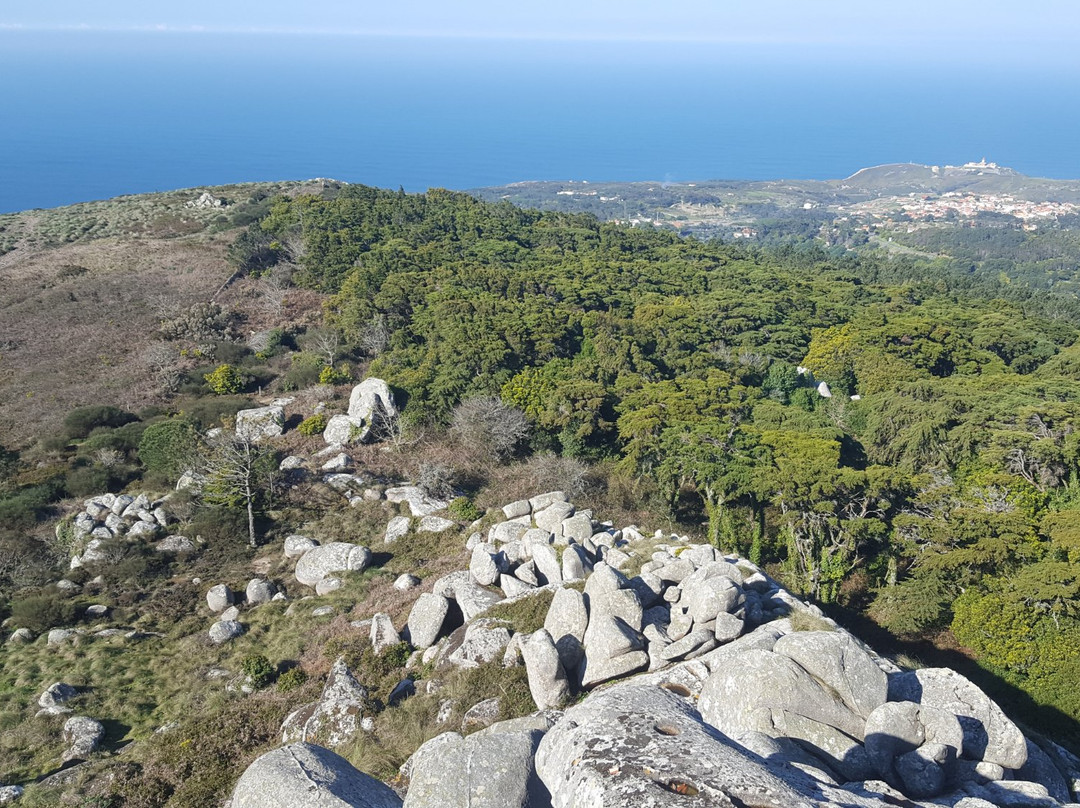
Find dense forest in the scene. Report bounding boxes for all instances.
[237,185,1080,734]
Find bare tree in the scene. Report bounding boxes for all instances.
[451,396,530,462]
[302,327,341,367]
[359,314,391,357]
[140,342,181,394]
[198,433,279,547]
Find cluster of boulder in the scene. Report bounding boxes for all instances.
[67,493,175,566]
[228,493,1080,808]
[205,577,285,645]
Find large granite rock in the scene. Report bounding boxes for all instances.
[407,593,451,650]
[38,682,77,715]
[522,629,570,710]
[62,715,105,760]
[403,728,550,808]
[235,405,286,441]
[206,583,234,613]
[889,667,1028,770]
[773,630,888,719]
[231,743,402,807]
[295,542,372,588]
[281,658,369,748]
[698,647,869,780]
[346,378,398,443]
[536,684,814,808]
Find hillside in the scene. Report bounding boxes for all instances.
[471,165,1080,297]
[1,182,1080,806]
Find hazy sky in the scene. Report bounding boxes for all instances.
[2,0,1078,51]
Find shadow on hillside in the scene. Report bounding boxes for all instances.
[826,604,1080,756]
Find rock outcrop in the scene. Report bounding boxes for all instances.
[281,658,369,748]
[228,492,1080,808]
[295,542,372,588]
[231,743,402,807]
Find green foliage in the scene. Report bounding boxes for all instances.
[276,667,308,693]
[296,413,330,437]
[240,654,276,689]
[8,591,78,633]
[203,364,248,395]
[138,419,201,479]
[318,364,352,385]
[280,352,324,391]
[227,223,280,274]
[447,496,483,522]
[63,405,137,439]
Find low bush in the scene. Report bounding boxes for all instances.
[204,364,249,395]
[63,406,138,440]
[138,419,201,479]
[296,413,329,437]
[241,654,277,689]
[447,496,483,522]
[318,365,351,385]
[8,591,78,633]
[276,667,307,693]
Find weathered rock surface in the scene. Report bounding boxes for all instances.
[235,405,285,441]
[536,684,815,808]
[370,614,401,655]
[773,630,888,719]
[231,743,402,807]
[403,727,549,808]
[295,542,372,588]
[63,715,105,760]
[522,629,570,710]
[284,535,319,558]
[384,516,411,544]
[38,682,78,715]
[889,667,1028,770]
[281,659,369,748]
[407,593,450,650]
[209,620,244,644]
[246,578,277,605]
[698,647,869,779]
[446,619,512,668]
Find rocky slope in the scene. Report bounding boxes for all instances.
[6,378,1080,807]
[222,417,1080,808]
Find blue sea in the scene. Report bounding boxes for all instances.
[2,31,1080,213]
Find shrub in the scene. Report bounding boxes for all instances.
[78,421,148,459]
[318,365,352,385]
[241,654,277,689]
[276,667,307,693]
[64,464,114,497]
[417,462,455,500]
[451,396,529,462]
[297,413,329,437]
[63,405,138,439]
[447,496,483,522]
[159,301,236,342]
[280,353,323,391]
[204,364,248,395]
[183,396,251,431]
[8,592,78,633]
[138,419,201,479]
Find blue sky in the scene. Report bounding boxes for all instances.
[2,0,1078,53]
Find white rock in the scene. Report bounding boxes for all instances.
[235,405,286,441]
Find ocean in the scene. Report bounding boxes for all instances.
[2,31,1079,213]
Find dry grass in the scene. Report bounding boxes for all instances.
[0,181,336,448]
